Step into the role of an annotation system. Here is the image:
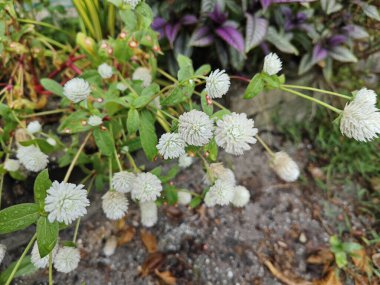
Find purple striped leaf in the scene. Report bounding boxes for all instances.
[245,13,268,53]
[312,44,328,63]
[190,27,214,47]
[215,24,245,54]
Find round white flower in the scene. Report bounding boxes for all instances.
[4,159,20,172]
[31,241,59,269]
[205,163,236,185]
[0,244,6,265]
[63,78,91,103]
[45,181,90,225]
[204,179,235,207]
[340,88,380,142]
[17,145,48,172]
[263,52,282,75]
[157,133,186,159]
[271,151,300,182]
[112,171,135,193]
[132,172,162,202]
[46,138,56,146]
[206,69,230,99]
[88,115,103,126]
[178,154,193,169]
[132,67,152,87]
[178,110,214,146]
[231,186,250,207]
[124,0,141,9]
[102,191,129,220]
[116,82,128,91]
[27,121,42,134]
[140,201,158,227]
[215,112,258,155]
[98,63,113,79]
[177,190,192,205]
[53,246,80,273]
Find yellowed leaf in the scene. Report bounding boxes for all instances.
[117,226,136,246]
[352,249,372,275]
[141,229,157,253]
[264,259,313,285]
[313,270,342,285]
[140,252,165,277]
[155,270,176,285]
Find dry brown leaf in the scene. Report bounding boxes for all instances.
[313,270,342,285]
[307,249,334,265]
[155,270,176,285]
[140,252,166,277]
[165,206,183,219]
[352,249,372,275]
[264,259,313,285]
[117,226,136,246]
[141,229,157,253]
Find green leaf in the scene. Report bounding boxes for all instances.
[211,109,231,120]
[93,128,115,156]
[261,73,281,89]
[36,216,59,258]
[0,203,39,234]
[195,64,211,76]
[335,251,348,268]
[201,90,213,116]
[160,166,180,183]
[139,110,158,160]
[164,185,178,205]
[58,111,91,134]
[127,108,140,134]
[177,54,194,81]
[244,74,264,99]
[19,139,55,154]
[189,197,202,208]
[0,256,37,284]
[205,139,218,161]
[34,169,52,210]
[161,85,193,106]
[40,78,63,96]
[342,242,362,253]
[150,166,162,177]
[120,10,137,32]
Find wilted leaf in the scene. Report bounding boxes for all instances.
[307,249,334,265]
[117,227,136,246]
[351,249,372,275]
[264,259,312,285]
[141,229,157,253]
[155,270,176,285]
[140,252,165,277]
[313,270,342,285]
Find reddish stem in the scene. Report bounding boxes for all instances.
[230,75,251,83]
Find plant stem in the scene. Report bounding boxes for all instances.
[281,84,352,100]
[63,132,92,183]
[230,75,251,83]
[280,87,342,114]
[114,148,123,171]
[157,68,177,83]
[117,71,139,97]
[156,110,171,132]
[193,90,227,110]
[21,109,70,118]
[126,152,139,173]
[48,252,53,285]
[17,19,72,36]
[256,135,275,157]
[5,234,37,285]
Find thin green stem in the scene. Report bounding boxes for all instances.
[114,148,123,171]
[256,135,275,157]
[156,110,171,132]
[48,253,53,285]
[281,84,352,100]
[157,68,177,83]
[17,19,72,36]
[5,234,37,285]
[0,137,12,208]
[280,87,342,114]
[21,109,70,118]
[117,71,139,97]
[126,152,139,173]
[193,90,227,110]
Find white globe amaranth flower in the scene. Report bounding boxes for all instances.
[27,121,42,134]
[206,69,231,99]
[88,115,103,126]
[157,133,186,159]
[45,181,90,225]
[340,88,380,142]
[116,82,128,91]
[31,241,59,269]
[178,110,214,146]
[178,154,193,169]
[46,138,56,146]
[177,190,192,205]
[271,151,300,182]
[53,246,80,273]
[124,0,141,9]
[132,67,152,87]
[0,244,6,265]
[17,145,48,172]
[231,186,250,207]
[263,52,282,75]
[102,191,129,220]
[98,63,113,79]
[140,201,158,227]
[205,163,236,185]
[112,171,135,193]
[132,172,162,202]
[215,112,258,155]
[4,159,20,172]
[63,78,91,103]
[204,179,235,207]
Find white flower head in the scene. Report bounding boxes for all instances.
[206,69,230,98]
[178,154,193,168]
[4,159,20,172]
[204,179,235,207]
[53,246,80,273]
[140,201,158,227]
[63,78,91,103]
[0,244,6,265]
[178,110,214,146]
[98,63,113,79]
[157,133,186,159]
[124,0,141,9]
[45,181,90,225]
[271,151,300,182]
[215,112,258,155]
[46,138,56,146]
[112,171,135,193]
[31,241,59,269]
[17,145,48,172]
[340,88,380,142]
[27,121,42,134]
[205,163,236,185]
[102,191,129,220]
[132,172,162,202]
[88,115,103,126]
[231,186,250,207]
[177,190,192,205]
[263,52,282,75]
[116,82,128,91]
[132,67,152,87]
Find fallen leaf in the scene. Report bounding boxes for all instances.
[140,252,166,277]
[307,249,334,265]
[155,270,176,285]
[141,229,157,253]
[351,249,372,275]
[372,253,380,269]
[264,259,313,285]
[117,226,136,246]
[165,206,183,219]
[313,270,342,285]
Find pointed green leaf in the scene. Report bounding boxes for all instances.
[139,110,158,160]
[36,216,59,258]
[40,78,63,96]
[127,108,140,134]
[0,203,39,234]
[34,169,52,210]
[93,128,115,156]
[244,74,264,99]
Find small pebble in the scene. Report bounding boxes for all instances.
[299,233,307,243]
[103,235,117,256]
